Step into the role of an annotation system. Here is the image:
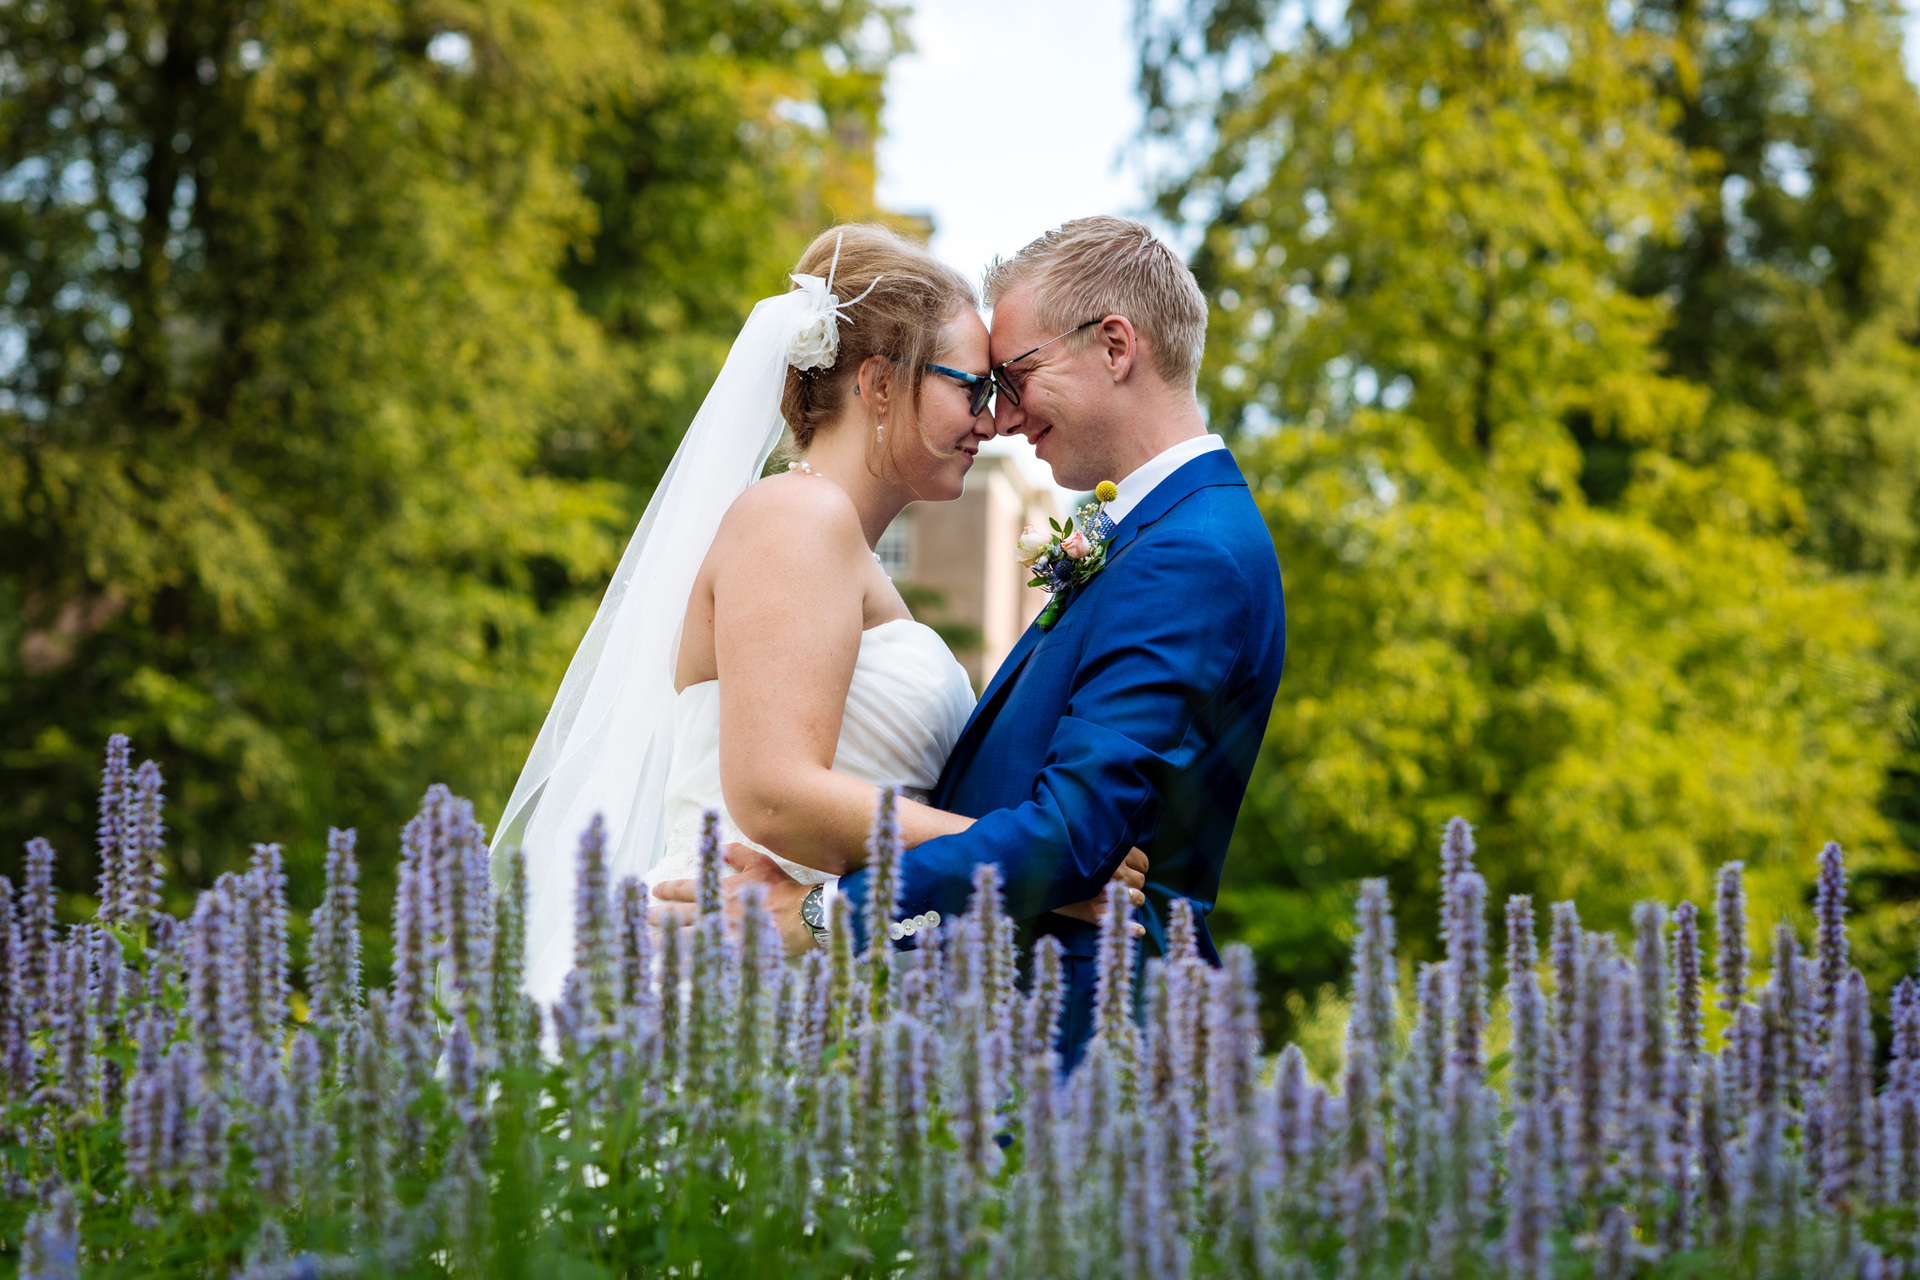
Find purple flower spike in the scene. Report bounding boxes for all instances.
[1092,878,1139,1085]
[1814,841,1849,1040]
[390,818,434,1039]
[88,927,124,1110]
[308,829,363,1035]
[1340,1021,1387,1274]
[1446,869,1488,1069]
[735,882,776,1072]
[1506,896,1548,1110]
[1628,903,1671,1214]
[288,1030,334,1190]
[1549,901,1581,1105]
[20,838,57,1026]
[243,843,291,1042]
[1014,1051,1069,1276]
[1565,932,1615,1204]
[186,881,242,1075]
[1022,934,1065,1061]
[185,1052,229,1213]
[1714,862,1747,1018]
[573,813,614,1017]
[657,908,686,1084]
[1503,1096,1554,1280]
[123,761,166,931]
[1440,815,1476,887]
[241,1038,295,1206]
[696,809,723,918]
[427,791,493,1031]
[20,1185,79,1280]
[863,786,902,968]
[1822,968,1875,1215]
[1695,1053,1735,1247]
[1770,924,1807,1112]
[1884,978,1920,1207]
[0,880,32,1096]
[96,734,131,925]
[967,860,1017,1030]
[1272,1041,1312,1186]
[1205,945,1261,1135]
[615,876,653,1012]
[1354,878,1398,1078]
[492,847,530,1061]
[1167,895,1198,963]
[50,939,93,1108]
[1672,901,1702,1058]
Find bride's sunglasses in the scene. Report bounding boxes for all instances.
[925,316,1106,418]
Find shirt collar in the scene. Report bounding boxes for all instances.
[1101,433,1228,525]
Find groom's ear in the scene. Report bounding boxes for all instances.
[1095,314,1142,385]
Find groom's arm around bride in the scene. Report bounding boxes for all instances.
[841,218,1284,1066]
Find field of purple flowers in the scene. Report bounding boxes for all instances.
[1,736,1917,1278]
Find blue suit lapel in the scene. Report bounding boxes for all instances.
[943,621,1044,791]
[940,445,1248,796]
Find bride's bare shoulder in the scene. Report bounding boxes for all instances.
[715,471,865,559]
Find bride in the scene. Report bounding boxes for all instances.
[495,224,1141,1005]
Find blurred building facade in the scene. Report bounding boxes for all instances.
[880,450,1062,689]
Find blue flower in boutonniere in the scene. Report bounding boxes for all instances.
[1020,480,1121,630]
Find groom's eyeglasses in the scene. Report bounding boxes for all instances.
[924,317,1108,417]
[925,363,997,417]
[989,317,1106,407]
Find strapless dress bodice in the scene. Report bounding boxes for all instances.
[649,618,975,886]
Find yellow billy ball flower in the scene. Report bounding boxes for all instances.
[1094,481,1119,503]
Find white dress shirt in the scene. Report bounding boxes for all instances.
[1101,432,1228,526]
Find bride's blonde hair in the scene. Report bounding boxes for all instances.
[780,224,976,453]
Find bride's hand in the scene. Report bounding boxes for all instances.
[652,844,816,956]
[1052,847,1149,936]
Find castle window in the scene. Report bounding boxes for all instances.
[875,512,914,578]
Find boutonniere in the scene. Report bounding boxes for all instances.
[1019,481,1120,630]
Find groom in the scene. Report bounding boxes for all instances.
[707,217,1283,1066]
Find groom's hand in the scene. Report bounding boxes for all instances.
[650,844,816,956]
[1052,846,1149,936]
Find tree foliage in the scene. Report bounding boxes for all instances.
[1141,0,1919,1030]
[0,0,898,910]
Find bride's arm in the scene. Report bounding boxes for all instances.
[709,479,970,875]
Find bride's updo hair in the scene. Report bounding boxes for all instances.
[780,224,977,451]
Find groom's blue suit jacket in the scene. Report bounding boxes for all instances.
[842,445,1285,1066]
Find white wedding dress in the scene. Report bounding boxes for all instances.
[647,618,976,889]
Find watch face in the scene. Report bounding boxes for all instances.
[801,887,824,928]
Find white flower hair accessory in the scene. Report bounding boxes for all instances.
[786,231,882,372]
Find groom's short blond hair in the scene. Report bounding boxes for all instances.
[984,216,1208,389]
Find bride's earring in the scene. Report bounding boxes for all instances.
[876,410,885,443]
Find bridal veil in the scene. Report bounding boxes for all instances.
[492,288,814,1008]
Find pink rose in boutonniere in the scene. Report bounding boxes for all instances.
[1021,481,1121,630]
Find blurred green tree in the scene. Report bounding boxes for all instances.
[1142,0,1911,1032]
[0,0,898,922]
[1626,0,1920,979]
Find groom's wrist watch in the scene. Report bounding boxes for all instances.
[800,885,830,949]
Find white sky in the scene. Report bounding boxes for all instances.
[876,0,1148,290]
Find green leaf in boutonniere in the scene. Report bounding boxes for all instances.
[1018,482,1121,631]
